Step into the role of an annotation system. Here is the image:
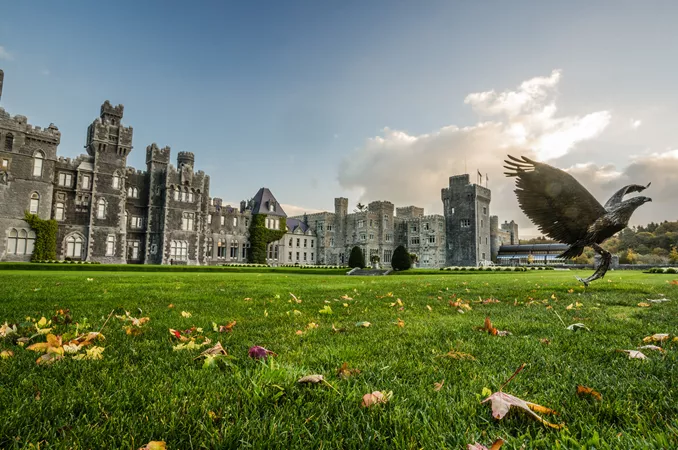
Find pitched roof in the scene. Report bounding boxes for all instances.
[285,218,310,233]
[250,187,287,217]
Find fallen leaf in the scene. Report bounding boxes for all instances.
[244,297,252,301]
[355,321,371,328]
[295,330,304,335]
[168,304,174,308]
[482,391,564,429]
[341,294,353,300]
[319,305,333,315]
[361,391,392,407]
[173,338,211,351]
[0,322,17,338]
[138,442,166,450]
[567,289,574,294]
[566,323,590,332]
[200,342,227,357]
[248,345,277,360]
[576,385,602,401]
[647,298,670,303]
[394,318,405,328]
[306,322,318,329]
[638,345,664,352]
[298,374,324,384]
[642,333,669,343]
[0,350,14,359]
[331,324,346,333]
[426,305,433,311]
[467,439,505,450]
[539,338,551,345]
[290,292,302,303]
[434,379,445,391]
[215,321,236,333]
[620,350,647,360]
[181,311,192,318]
[637,302,651,308]
[479,317,510,336]
[440,350,476,360]
[337,362,360,379]
[72,346,105,360]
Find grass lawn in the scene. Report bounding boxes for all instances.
[1,270,677,449]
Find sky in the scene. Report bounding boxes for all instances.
[2,1,678,236]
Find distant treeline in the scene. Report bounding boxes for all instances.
[520,220,678,265]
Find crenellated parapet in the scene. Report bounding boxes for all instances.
[146,143,171,164]
[0,108,61,145]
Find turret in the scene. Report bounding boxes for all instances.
[177,151,195,168]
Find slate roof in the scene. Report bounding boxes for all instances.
[250,188,287,217]
[286,218,310,233]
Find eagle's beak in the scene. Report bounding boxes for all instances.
[646,198,653,202]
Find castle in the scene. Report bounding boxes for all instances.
[0,69,517,266]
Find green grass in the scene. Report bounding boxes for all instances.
[1,270,677,449]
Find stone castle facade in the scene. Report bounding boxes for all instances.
[0,69,516,267]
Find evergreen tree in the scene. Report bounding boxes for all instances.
[391,245,411,271]
[348,246,364,268]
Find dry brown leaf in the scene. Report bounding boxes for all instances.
[539,338,551,345]
[218,321,236,333]
[289,292,302,303]
[479,317,510,336]
[576,385,602,401]
[440,350,476,360]
[200,342,227,357]
[620,350,647,360]
[637,302,651,308]
[642,333,669,343]
[467,439,505,450]
[395,318,405,328]
[638,344,664,352]
[298,374,324,384]
[482,391,564,429]
[433,379,445,391]
[361,391,391,407]
[337,362,361,379]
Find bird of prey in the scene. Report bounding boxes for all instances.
[504,155,651,286]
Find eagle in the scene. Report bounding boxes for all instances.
[504,155,651,286]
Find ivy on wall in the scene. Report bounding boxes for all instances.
[24,212,58,261]
[247,214,286,264]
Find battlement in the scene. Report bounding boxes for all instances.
[126,166,145,175]
[177,151,195,167]
[56,154,91,169]
[146,143,171,164]
[0,109,61,144]
[396,206,425,218]
[100,100,124,119]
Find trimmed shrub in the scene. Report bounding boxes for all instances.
[391,245,411,271]
[348,246,364,269]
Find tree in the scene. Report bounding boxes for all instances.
[391,245,411,271]
[670,246,678,264]
[619,248,638,264]
[348,246,364,268]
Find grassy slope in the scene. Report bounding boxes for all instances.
[0,270,677,449]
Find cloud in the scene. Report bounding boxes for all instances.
[630,118,642,129]
[0,45,13,60]
[281,203,323,217]
[337,70,612,230]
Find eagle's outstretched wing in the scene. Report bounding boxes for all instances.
[604,183,651,210]
[504,155,607,244]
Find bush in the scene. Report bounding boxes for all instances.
[667,268,677,274]
[391,246,411,271]
[348,246,364,269]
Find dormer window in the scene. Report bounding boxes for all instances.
[268,202,275,212]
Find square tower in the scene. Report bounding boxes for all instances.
[441,174,491,266]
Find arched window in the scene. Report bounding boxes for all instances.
[97,198,106,219]
[112,172,121,189]
[33,151,44,177]
[8,229,36,255]
[230,240,238,259]
[5,133,13,152]
[29,192,40,214]
[106,235,115,256]
[133,187,138,198]
[65,234,84,259]
[205,238,213,258]
[127,187,132,197]
[170,240,188,260]
[55,202,65,221]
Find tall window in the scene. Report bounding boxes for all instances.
[127,187,138,198]
[274,245,278,259]
[383,250,392,263]
[329,237,334,247]
[58,173,73,187]
[170,240,188,260]
[206,238,213,258]
[181,213,194,231]
[230,240,238,258]
[242,242,249,259]
[5,134,13,152]
[220,216,225,226]
[131,216,144,229]
[113,172,121,189]
[207,214,212,224]
[33,151,44,177]
[411,237,420,245]
[29,192,40,214]
[81,175,91,190]
[232,217,237,227]
[7,229,36,255]
[66,235,84,259]
[96,198,106,219]
[127,241,140,259]
[174,189,179,201]
[106,235,115,256]
[55,202,65,221]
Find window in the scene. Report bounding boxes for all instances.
[369,219,373,227]
[1,158,8,169]
[207,214,212,224]
[206,238,213,258]
[385,234,392,242]
[58,173,73,187]
[113,172,121,189]
[267,244,273,259]
[170,240,188,260]
[29,192,40,214]
[82,175,91,190]
[318,223,324,232]
[296,238,300,247]
[242,242,250,259]
[439,222,443,231]
[482,252,486,260]
[65,234,84,259]
[383,250,392,263]
[96,198,106,219]
[428,236,436,244]
[220,216,225,226]
[311,240,314,248]
[7,229,36,255]
[303,252,307,261]
[424,223,430,231]
[483,207,487,215]
[174,190,179,201]
[326,225,333,231]
[217,243,227,258]
[310,253,313,261]
[55,202,65,221]
[127,241,140,260]
[106,235,115,256]
[460,219,471,228]
[245,218,249,227]
[289,238,293,246]
[230,240,238,258]
[358,219,365,228]
[411,224,418,232]
[182,213,194,231]
[33,152,44,177]
[5,134,13,152]
[131,216,144,229]
[288,252,292,260]
[296,251,299,261]
[274,244,279,259]
[127,187,138,198]
[330,237,334,247]
[481,219,484,228]
[411,237,420,245]
[304,239,307,248]
[232,217,237,227]
[369,233,374,240]
[450,207,455,215]
[370,249,378,262]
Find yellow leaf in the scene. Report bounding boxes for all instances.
[0,350,14,359]
[426,305,433,311]
[138,442,166,450]
[576,385,602,401]
[181,311,192,318]
[72,346,105,360]
[637,302,651,308]
[395,318,405,328]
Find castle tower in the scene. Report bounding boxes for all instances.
[0,69,4,103]
[441,174,491,266]
[145,143,171,264]
[85,100,133,263]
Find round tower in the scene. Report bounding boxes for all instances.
[177,151,195,168]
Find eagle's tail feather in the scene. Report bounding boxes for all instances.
[558,245,585,260]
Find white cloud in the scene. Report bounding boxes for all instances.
[0,45,13,60]
[281,203,323,217]
[630,118,642,129]
[337,70,612,229]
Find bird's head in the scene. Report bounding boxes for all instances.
[624,195,652,209]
